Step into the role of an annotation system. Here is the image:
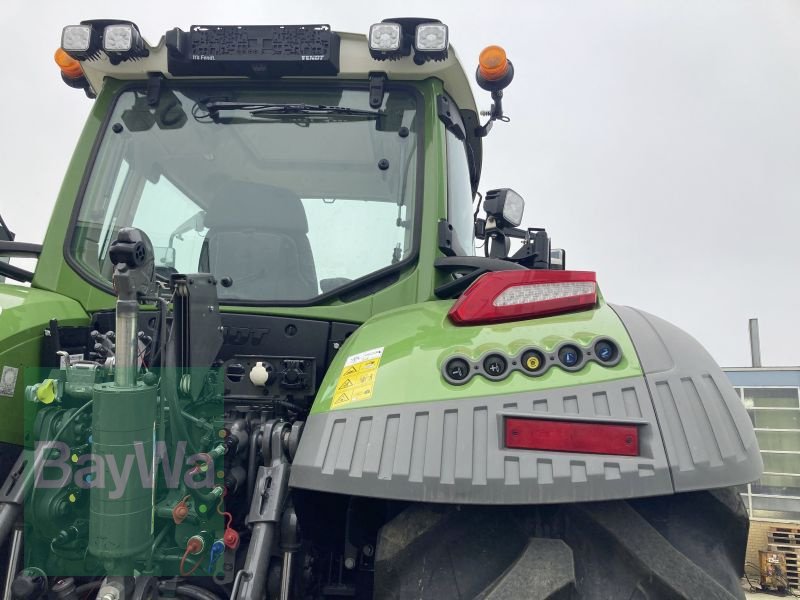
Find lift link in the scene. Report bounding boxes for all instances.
[234,420,292,600]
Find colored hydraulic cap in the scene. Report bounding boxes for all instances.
[595,340,618,363]
[521,349,545,373]
[173,496,190,524]
[224,527,240,549]
[445,358,470,381]
[558,345,581,368]
[483,354,507,377]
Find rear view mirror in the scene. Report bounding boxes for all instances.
[550,249,566,270]
[0,214,14,242]
[0,215,14,284]
[0,216,41,283]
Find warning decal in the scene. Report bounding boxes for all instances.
[332,347,384,408]
[0,366,18,397]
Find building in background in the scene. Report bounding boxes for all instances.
[724,365,800,584]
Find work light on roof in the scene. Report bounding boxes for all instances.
[369,22,406,60]
[61,24,102,61]
[414,23,448,61]
[369,23,401,51]
[62,25,92,52]
[98,21,148,64]
[104,24,134,51]
[369,18,449,63]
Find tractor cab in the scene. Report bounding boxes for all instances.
[48,19,538,316]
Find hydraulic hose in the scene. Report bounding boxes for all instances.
[157,583,222,600]
[155,297,169,450]
[176,586,223,600]
[74,581,102,596]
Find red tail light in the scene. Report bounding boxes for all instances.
[448,270,597,325]
[505,417,639,456]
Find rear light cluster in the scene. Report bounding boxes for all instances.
[442,338,621,385]
[505,417,639,457]
[448,270,597,326]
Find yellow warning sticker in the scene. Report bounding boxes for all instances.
[332,347,384,408]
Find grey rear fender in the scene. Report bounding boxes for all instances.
[611,304,763,492]
[290,305,762,504]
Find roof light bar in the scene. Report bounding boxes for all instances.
[448,270,597,325]
[369,18,449,63]
[505,417,639,456]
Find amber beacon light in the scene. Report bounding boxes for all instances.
[479,45,509,81]
[54,48,83,79]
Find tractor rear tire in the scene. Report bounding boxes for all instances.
[374,487,748,600]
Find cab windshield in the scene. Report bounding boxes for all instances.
[69,84,420,302]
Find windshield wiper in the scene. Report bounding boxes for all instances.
[198,101,382,120]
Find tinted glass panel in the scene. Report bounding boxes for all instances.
[70,85,420,302]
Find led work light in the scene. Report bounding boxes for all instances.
[369,23,402,52]
[369,22,406,60]
[62,25,92,52]
[61,24,101,60]
[483,188,525,228]
[102,22,148,63]
[368,19,449,62]
[414,22,448,61]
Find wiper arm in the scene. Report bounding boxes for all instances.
[201,101,381,119]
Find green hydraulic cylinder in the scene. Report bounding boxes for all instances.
[88,381,157,564]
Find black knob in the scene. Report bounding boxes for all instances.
[283,370,300,385]
[11,570,46,600]
[483,354,508,377]
[445,358,470,382]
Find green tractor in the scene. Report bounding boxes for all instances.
[0,18,762,600]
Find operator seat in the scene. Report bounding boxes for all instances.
[200,181,318,300]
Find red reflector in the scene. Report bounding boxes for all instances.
[505,418,639,456]
[448,270,597,325]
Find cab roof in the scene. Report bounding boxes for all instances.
[74,29,479,116]
[63,22,485,188]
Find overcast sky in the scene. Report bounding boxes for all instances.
[1,1,797,367]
